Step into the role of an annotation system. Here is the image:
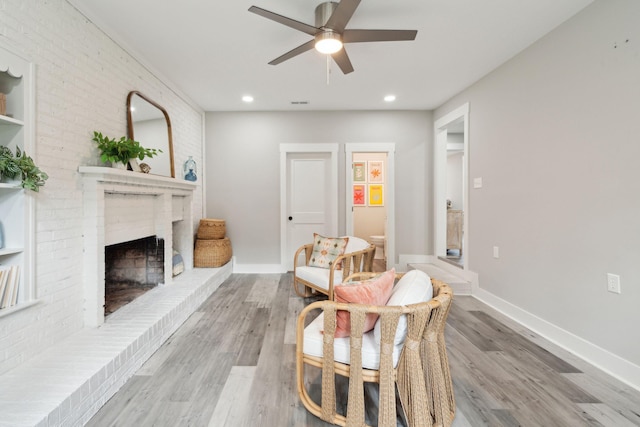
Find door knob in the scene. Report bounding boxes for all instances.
[288,216,293,221]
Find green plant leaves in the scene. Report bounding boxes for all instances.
[92,131,162,166]
[0,146,48,191]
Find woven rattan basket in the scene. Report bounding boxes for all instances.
[194,237,232,267]
[197,219,226,240]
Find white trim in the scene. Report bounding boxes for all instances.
[280,144,339,272]
[345,143,396,271]
[232,263,286,274]
[473,287,640,392]
[434,103,470,270]
[200,111,207,218]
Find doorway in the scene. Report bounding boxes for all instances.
[434,104,469,270]
[280,144,339,271]
[345,143,395,272]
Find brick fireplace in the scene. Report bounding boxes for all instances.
[0,167,232,426]
[80,166,197,327]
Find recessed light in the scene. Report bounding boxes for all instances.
[242,95,254,103]
[384,95,396,102]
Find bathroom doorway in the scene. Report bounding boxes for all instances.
[345,143,395,272]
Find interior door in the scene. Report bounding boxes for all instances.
[285,153,332,270]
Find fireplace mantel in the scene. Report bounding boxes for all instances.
[79,166,197,190]
[79,167,197,327]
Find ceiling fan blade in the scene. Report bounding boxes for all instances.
[324,0,361,33]
[249,6,319,36]
[332,48,354,74]
[268,40,316,65]
[342,29,418,43]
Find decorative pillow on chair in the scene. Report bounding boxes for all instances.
[308,233,349,269]
[333,268,395,338]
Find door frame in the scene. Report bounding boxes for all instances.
[280,143,339,271]
[345,143,395,270]
[434,103,469,269]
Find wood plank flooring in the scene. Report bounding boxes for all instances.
[87,273,640,427]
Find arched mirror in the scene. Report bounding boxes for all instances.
[126,91,175,177]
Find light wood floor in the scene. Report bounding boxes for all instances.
[87,273,640,427]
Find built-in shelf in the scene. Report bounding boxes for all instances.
[0,114,23,126]
[0,47,35,314]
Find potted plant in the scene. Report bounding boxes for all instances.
[92,131,161,169]
[0,146,48,192]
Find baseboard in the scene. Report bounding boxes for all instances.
[232,260,286,274]
[473,286,640,392]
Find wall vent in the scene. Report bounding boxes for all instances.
[291,101,310,105]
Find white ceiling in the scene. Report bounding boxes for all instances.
[68,0,593,112]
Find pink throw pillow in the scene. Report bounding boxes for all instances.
[333,268,395,338]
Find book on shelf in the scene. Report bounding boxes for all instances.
[0,264,20,309]
[0,266,9,307]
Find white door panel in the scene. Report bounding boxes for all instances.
[285,154,332,271]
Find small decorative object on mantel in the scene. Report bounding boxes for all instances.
[0,93,6,116]
[183,156,197,181]
[0,146,48,191]
[139,163,151,173]
[91,131,162,171]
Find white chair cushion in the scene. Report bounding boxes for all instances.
[296,266,344,291]
[373,269,433,346]
[344,236,370,254]
[304,313,403,370]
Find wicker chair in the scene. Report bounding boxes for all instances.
[292,236,376,300]
[296,274,455,427]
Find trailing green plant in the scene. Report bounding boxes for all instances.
[92,131,161,166]
[0,146,48,192]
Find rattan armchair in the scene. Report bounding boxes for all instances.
[296,274,455,427]
[292,236,376,300]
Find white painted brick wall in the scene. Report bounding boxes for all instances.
[0,0,205,375]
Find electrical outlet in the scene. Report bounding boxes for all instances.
[607,273,621,294]
[493,246,499,259]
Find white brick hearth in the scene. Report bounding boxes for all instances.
[0,264,231,426]
[0,168,232,426]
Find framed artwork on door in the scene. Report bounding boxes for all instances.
[353,161,366,182]
[368,160,384,183]
[368,184,384,206]
[353,184,366,205]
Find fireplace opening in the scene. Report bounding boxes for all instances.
[104,236,164,316]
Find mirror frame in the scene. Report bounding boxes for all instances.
[126,91,175,178]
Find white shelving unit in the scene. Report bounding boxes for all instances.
[0,47,35,316]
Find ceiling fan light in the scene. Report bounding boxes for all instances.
[315,32,343,54]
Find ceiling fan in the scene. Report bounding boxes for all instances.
[248,0,417,74]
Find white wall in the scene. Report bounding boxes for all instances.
[205,111,432,267]
[0,0,204,375]
[435,0,640,376]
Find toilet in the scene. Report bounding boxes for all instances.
[369,235,385,260]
